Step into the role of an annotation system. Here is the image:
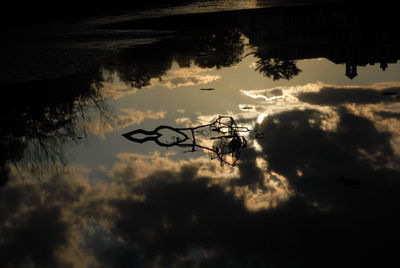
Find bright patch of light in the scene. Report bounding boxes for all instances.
[257,113,268,124]
[253,140,262,152]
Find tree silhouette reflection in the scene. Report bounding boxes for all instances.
[191,29,245,69]
[255,56,302,81]
[102,43,174,88]
[102,29,246,88]
[96,0,400,87]
[123,116,250,166]
[0,71,107,185]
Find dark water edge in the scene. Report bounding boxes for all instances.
[0,0,360,27]
[0,0,198,24]
[99,0,375,30]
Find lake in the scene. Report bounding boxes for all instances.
[1,1,399,267]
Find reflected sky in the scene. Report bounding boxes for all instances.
[67,49,400,167]
[2,1,400,267]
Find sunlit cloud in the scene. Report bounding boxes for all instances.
[84,108,166,137]
[232,157,293,211]
[116,108,166,127]
[241,83,321,102]
[240,84,322,116]
[242,82,400,105]
[343,103,400,166]
[257,113,268,124]
[100,82,140,100]
[149,67,221,89]
[108,152,236,183]
[1,165,125,268]
[100,70,141,100]
[175,117,192,125]
[99,67,221,100]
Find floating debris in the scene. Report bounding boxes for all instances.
[123,116,250,166]
[241,106,253,110]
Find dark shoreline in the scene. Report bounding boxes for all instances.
[0,0,198,24]
[98,0,386,31]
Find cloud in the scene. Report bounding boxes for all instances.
[85,108,166,137]
[240,83,332,116]
[242,82,400,111]
[256,107,398,204]
[115,109,166,127]
[0,166,113,268]
[1,146,295,266]
[100,82,140,100]
[86,99,400,266]
[99,67,220,101]
[343,103,400,161]
[175,117,192,125]
[102,133,400,267]
[108,152,235,183]
[149,67,220,89]
[297,83,400,106]
[4,100,400,268]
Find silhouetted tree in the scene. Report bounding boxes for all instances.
[192,29,245,69]
[255,57,302,81]
[102,42,174,88]
[0,71,107,186]
[103,29,246,88]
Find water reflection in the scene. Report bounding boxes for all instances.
[0,70,107,186]
[102,28,245,88]
[101,0,400,85]
[123,116,251,166]
[2,1,400,267]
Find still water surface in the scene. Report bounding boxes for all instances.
[1,1,400,267]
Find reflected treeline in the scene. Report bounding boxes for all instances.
[103,43,174,88]
[0,70,106,186]
[254,56,302,81]
[101,0,400,83]
[102,28,245,87]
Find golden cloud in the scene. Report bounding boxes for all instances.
[149,67,220,89]
[84,108,166,137]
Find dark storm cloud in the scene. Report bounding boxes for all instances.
[235,147,265,187]
[256,108,395,203]
[0,206,69,267]
[258,108,394,178]
[298,86,400,106]
[103,152,400,268]
[0,173,107,268]
[105,168,251,267]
